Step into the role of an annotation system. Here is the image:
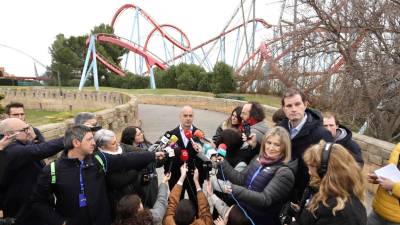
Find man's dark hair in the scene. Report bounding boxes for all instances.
[5,102,24,115]
[221,128,243,159]
[281,88,307,106]
[113,194,153,225]
[272,108,287,124]
[64,125,92,151]
[323,112,340,125]
[74,112,96,125]
[249,101,265,122]
[174,199,196,225]
[227,205,251,225]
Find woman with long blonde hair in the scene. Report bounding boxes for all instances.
[219,126,295,225]
[288,140,367,225]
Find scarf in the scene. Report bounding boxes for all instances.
[239,117,258,132]
[258,153,283,167]
[99,146,123,155]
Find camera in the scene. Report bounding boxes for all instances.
[243,123,251,138]
[279,203,297,225]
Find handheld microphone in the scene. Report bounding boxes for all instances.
[153,131,172,152]
[217,143,227,158]
[193,130,212,143]
[180,149,189,162]
[184,129,193,140]
[160,132,172,145]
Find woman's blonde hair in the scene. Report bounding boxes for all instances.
[259,126,291,163]
[303,140,366,215]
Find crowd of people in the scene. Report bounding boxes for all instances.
[0,88,398,225]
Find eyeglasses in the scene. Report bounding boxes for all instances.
[16,125,31,133]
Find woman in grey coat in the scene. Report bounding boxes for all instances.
[218,127,296,225]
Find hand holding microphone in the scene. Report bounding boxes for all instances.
[179,162,188,183]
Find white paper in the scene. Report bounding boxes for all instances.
[375,164,400,182]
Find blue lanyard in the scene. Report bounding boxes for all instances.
[248,165,263,189]
[79,160,85,194]
[79,160,87,207]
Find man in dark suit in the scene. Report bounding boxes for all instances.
[278,88,333,201]
[166,105,205,203]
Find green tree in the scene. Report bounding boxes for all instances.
[49,24,126,87]
[211,62,236,94]
[197,71,212,92]
[175,63,204,90]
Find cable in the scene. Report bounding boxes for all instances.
[219,163,256,225]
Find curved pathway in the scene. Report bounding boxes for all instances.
[138,104,228,142]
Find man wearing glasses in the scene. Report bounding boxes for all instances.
[0,118,64,224]
[5,102,45,144]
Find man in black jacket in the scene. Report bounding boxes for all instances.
[31,125,165,225]
[0,118,64,224]
[323,113,364,167]
[166,106,204,203]
[5,102,45,144]
[278,89,333,201]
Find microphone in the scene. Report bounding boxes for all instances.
[184,129,193,140]
[168,135,179,148]
[217,143,227,158]
[193,130,212,143]
[180,149,189,162]
[152,131,172,152]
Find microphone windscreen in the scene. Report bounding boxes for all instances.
[217,143,227,158]
[180,149,189,162]
[193,130,204,139]
[184,129,193,139]
[170,135,178,144]
[218,143,227,150]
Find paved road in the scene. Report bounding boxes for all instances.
[138,104,228,143]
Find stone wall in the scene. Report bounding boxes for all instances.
[0,87,139,140]
[136,94,396,193]
[0,87,130,111]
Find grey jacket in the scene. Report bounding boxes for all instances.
[221,157,295,208]
[150,183,169,225]
[251,121,269,144]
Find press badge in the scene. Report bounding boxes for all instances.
[79,193,87,207]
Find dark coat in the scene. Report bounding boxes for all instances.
[31,150,156,225]
[166,125,206,202]
[0,137,64,223]
[335,125,364,167]
[291,194,367,225]
[278,108,333,200]
[221,157,296,225]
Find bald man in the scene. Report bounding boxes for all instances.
[0,118,64,224]
[166,106,205,203]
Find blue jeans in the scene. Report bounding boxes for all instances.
[367,210,400,225]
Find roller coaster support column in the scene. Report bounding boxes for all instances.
[79,35,99,91]
[149,66,156,89]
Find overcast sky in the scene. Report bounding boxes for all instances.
[0,0,281,76]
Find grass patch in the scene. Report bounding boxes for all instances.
[44,86,281,108]
[25,109,101,126]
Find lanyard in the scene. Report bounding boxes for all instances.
[79,160,87,207]
[248,165,263,189]
[79,160,85,194]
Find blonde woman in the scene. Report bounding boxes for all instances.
[289,140,367,225]
[219,126,295,225]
